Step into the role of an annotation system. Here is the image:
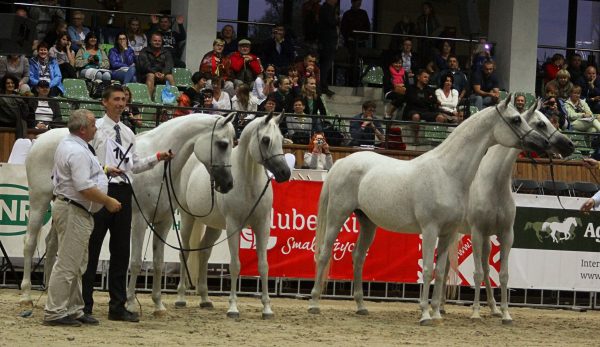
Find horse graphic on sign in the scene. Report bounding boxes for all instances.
[525,216,581,243]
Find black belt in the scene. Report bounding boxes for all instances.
[109,181,129,186]
[57,196,92,216]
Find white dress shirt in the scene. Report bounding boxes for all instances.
[435,88,459,113]
[212,92,232,110]
[592,190,600,208]
[91,115,158,184]
[52,134,108,213]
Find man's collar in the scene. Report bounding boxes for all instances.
[102,114,120,126]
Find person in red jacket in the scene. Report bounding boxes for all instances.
[544,53,565,84]
[228,39,263,85]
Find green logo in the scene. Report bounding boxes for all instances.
[0,184,51,236]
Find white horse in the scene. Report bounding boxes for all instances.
[438,105,574,324]
[19,113,236,306]
[542,217,578,243]
[167,113,291,319]
[307,96,550,325]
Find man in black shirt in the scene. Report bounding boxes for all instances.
[404,69,445,123]
[469,60,500,110]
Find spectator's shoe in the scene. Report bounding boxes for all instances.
[43,316,82,327]
[108,310,139,322]
[76,314,99,325]
[323,89,335,97]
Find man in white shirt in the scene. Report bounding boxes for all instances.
[581,158,600,212]
[82,85,173,323]
[44,109,122,326]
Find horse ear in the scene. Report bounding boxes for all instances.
[273,110,284,124]
[264,111,274,124]
[535,97,543,110]
[524,99,537,120]
[222,112,235,125]
[502,93,512,108]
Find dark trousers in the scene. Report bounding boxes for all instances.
[82,183,132,314]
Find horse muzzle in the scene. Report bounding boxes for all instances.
[522,132,549,153]
[550,137,575,158]
[265,157,291,183]
[212,166,234,194]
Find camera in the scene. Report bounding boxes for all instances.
[317,139,324,145]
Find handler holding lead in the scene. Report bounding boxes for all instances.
[44,110,122,326]
[580,158,600,211]
[82,85,174,323]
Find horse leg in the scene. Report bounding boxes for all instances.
[470,228,485,320]
[308,213,349,314]
[150,220,171,316]
[126,212,146,313]
[499,229,515,325]
[195,225,218,310]
[481,236,501,317]
[419,226,439,326]
[439,253,451,315]
[20,196,51,306]
[251,219,275,319]
[353,212,377,315]
[225,222,242,318]
[175,212,195,308]
[431,233,452,321]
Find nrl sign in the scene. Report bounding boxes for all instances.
[0,184,50,236]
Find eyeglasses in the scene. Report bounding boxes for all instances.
[118,37,128,41]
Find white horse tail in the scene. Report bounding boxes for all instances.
[314,177,332,290]
[446,232,461,300]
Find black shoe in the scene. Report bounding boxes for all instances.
[108,310,139,322]
[77,314,99,325]
[43,316,82,327]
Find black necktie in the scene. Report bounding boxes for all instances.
[87,144,96,156]
[114,124,122,145]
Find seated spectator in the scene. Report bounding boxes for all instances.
[210,77,232,110]
[220,24,238,57]
[286,97,320,144]
[262,25,296,75]
[175,71,209,117]
[303,131,333,170]
[262,95,277,113]
[109,32,137,84]
[252,64,277,104]
[424,61,440,89]
[540,95,564,130]
[75,32,111,83]
[29,80,60,130]
[127,17,147,56]
[229,39,263,86]
[350,100,384,146]
[567,53,586,86]
[200,39,234,96]
[405,69,445,122]
[231,83,259,137]
[148,14,187,68]
[434,40,452,72]
[435,73,461,123]
[67,10,89,52]
[49,32,76,79]
[287,65,301,92]
[295,53,320,87]
[514,94,526,114]
[269,76,295,112]
[566,85,599,132]
[438,54,468,100]
[300,76,326,117]
[0,55,31,94]
[29,42,63,97]
[469,60,500,110]
[544,53,565,85]
[200,89,216,113]
[137,32,176,99]
[400,38,419,85]
[581,66,600,114]
[0,75,31,137]
[389,16,415,52]
[121,85,142,133]
[544,68,573,100]
[383,55,407,119]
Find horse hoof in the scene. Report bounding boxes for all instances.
[153,310,168,317]
[491,312,502,318]
[470,316,482,321]
[262,313,275,320]
[355,309,369,316]
[502,319,513,326]
[226,312,240,319]
[174,301,186,308]
[419,319,433,326]
[19,300,33,308]
[199,302,214,310]
[307,307,321,315]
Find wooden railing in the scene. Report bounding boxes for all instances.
[3,128,599,184]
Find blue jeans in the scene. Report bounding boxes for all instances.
[111,67,137,84]
[470,94,494,111]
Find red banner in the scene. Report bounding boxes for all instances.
[239,181,500,285]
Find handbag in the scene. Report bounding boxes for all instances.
[161,81,176,104]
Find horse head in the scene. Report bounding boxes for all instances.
[193,113,236,193]
[521,100,575,158]
[245,112,291,183]
[492,94,549,152]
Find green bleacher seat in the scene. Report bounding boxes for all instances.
[100,43,112,55]
[469,106,479,115]
[80,102,105,118]
[499,90,508,101]
[63,79,92,101]
[155,84,180,105]
[361,65,383,86]
[524,92,536,108]
[172,68,192,89]
[125,83,159,105]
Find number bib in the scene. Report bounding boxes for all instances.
[105,138,133,171]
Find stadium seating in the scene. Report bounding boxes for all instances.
[541,180,571,196]
[63,79,93,101]
[172,68,192,90]
[155,84,180,105]
[512,179,541,194]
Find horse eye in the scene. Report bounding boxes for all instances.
[511,116,522,125]
[261,137,271,146]
[216,141,228,151]
[537,121,546,129]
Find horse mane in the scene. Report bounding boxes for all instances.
[142,113,223,138]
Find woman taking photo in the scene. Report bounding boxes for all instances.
[49,32,76,79]
[303,132,333,170]
[109,32,137,84]
[75,32,111,83]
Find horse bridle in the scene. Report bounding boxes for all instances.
[255,118,285,169]
[494,105,536,148]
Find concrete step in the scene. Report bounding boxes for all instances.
[329,86,384,100]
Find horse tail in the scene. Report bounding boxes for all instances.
[446,232,461,300]
[314,177,332,292]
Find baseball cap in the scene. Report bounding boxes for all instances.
[38,80,50,88]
